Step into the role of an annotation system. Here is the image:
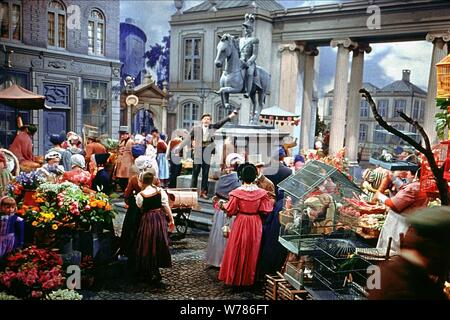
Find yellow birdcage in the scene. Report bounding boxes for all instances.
[437,53,450,99]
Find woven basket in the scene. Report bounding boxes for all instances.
[279,210,294,226]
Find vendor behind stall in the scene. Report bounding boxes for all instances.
[372,168,430,252]
[9,124,40,170]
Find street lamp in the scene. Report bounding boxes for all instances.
[195,84,212,114]
[124,75,138,133]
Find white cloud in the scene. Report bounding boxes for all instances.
[371,41,433,90]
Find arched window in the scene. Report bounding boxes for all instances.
[216,103,238,124]
[182,102,199,130]
[88,9,105,55]
[0,0,22,41]
[48,0,66,48]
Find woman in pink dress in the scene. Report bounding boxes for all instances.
[218,163,274,287]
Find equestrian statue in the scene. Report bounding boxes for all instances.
[214,13,271,125]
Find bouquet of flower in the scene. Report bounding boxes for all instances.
[0,246,65,299]
[17,182,115,231]
[18,182,86,231]
[323,148,352,181]
[14,171,47,190]
[79,192,115,229]
[47,289,83,300]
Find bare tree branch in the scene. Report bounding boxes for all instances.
[359,88,449,205]
[360,89,427,154]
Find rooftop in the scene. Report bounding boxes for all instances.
[185,0,285,13]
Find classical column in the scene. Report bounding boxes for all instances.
[328,38,357,156]
[300,44,319,151]
[424,32,450,144]
[278,43,303,115]
[345,43,371,164]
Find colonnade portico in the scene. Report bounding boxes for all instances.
[345,43,372,165]
[278,42,318,150]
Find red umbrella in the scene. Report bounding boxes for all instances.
[0,84,51,110]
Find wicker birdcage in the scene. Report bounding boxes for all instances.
[419,141,449,194]
[437,53,450,99]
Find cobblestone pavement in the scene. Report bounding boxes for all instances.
[80,229,265,300]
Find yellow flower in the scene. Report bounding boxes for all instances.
[32,221,38,227]
[52,224,58,230]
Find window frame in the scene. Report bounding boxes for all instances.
[373,124,386,144]
[359,123,368,143]
[82,79,110,135]
[393,99,407,119]
[88,8,105,56]
[47,0,66,49]
[0,0,22,42]
[181,101,200,130]
[412,99,420,119]
[377,99,389,118]
[327,99,333,117]
[360,100,369,118]
[182,35,203,82]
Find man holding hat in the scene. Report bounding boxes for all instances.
[91,153,112,195]
[369,206,450,300]
[9,124,39,168]
[114,126,134,192]
[48,133,72,171]
[175,111,237,199]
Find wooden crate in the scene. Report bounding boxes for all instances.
[277,281,308,300]
[264,274,286,300]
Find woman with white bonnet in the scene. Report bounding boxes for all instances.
[61,154,91,190]
[119,155,155,270]
[37,151,65,182]
[205,153,244,269]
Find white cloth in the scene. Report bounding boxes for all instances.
[202,126,209,142]
[135,185,169,208]
[376,209,409,253]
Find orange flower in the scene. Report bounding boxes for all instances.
[105,204,112,211]
[17,209,25,215]
[97,201,106,208]
[90,201,97,208]
[32,206,40,212]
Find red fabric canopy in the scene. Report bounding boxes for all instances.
[0,84,50,110]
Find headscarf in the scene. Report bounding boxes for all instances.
[45,151,61,161]
[135,156,154,172]
[71,154,85,169]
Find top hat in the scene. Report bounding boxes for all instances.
[119,126,129,133]
[94,153,110,166]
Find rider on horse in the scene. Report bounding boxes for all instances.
[240,13,259,98]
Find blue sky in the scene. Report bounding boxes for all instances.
[120,0,432,96]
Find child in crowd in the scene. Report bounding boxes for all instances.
[0,197,24,261]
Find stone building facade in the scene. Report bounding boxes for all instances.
[0,0,120,154]
[320,70,427,161]
[169,0,450,162]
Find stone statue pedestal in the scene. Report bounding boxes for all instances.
[211,123,290,174]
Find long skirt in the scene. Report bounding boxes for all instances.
[218,213,262,286]
[135,209,172,276]
[205,209,235,268]
[157,153,170,180]
[0,233,15,260]
[119,200,140,259]
[257,198,288,278]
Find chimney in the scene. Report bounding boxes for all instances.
[402,69,411,82]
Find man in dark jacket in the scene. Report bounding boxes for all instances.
[91,153,112,195]
[175,112,237,199]
[263,147,292,201]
